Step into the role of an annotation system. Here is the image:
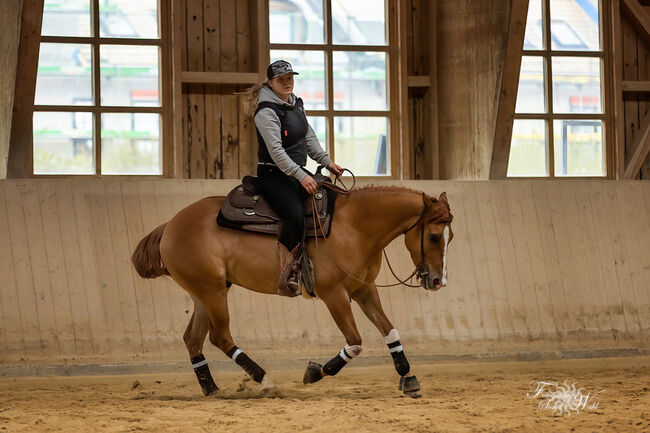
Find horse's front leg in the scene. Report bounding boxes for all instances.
[351,283,421,398]
[303,286,364,384]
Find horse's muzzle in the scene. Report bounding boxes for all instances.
[417,266,444,291]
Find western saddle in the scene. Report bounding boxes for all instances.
[217,173,334,238]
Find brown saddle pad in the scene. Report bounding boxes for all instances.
[217,174,335,237]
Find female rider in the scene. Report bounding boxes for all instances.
[241,60,342,297]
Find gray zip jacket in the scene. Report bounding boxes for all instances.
[254,85,332,182]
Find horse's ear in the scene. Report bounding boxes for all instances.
[422,192,435,209]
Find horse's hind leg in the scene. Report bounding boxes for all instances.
[184,294,219,396]
[198,286,274,392]
[351,283,421,398]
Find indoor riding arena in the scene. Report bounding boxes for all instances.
[1,0,649,432]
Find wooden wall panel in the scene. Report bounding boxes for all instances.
[204,0,222,179]
[180,0,255,179]
[1,179,648,368]
[620,5,650,178]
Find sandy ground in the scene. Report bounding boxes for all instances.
[0,356,648,432]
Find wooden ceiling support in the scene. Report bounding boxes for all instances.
[622,0,650,37]
[624,105,650,178]
[7,0,43,178]
[489,0,529,179]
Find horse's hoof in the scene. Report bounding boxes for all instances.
[399,375,421,398]
[201,379,219,396]
[303,361,324,384]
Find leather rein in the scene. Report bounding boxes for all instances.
[310,168,427,289]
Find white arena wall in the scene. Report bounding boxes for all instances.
[0,179,648,370]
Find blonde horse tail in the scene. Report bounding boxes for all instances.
[132,222,170,278]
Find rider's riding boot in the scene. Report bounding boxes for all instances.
[278,242,301,297]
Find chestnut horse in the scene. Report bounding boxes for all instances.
[132,186,453,398]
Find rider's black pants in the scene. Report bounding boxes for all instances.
[257,164,309,251]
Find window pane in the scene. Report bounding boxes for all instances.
[553,119,604,176]
[42,0,91,37]
[516,56,545,113]
[101,113,161,175]
[550,0,600,51]
[333,51,387,110]
[305,116,328,174]
[269,0,324,44]
[101,45,160,106]
[99,0,159,39]
[552,57,601,113]
[507,119,547,177]
[331,0,386,45]
[523,0,543,50]
[33,112,94,175]
[334,117,389,176]
[270,50,325,109]
[35,43,93,106]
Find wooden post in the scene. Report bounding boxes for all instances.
[8,0,44,178]
[429,0,439,179]
[396,0,410,179]
[489,0,529,179]
[0,0,23,179]
[172,0,186,178]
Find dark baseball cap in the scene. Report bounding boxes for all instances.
[267,60,299,80]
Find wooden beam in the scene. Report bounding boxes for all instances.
[623,108,650,178]
[407,76,431,87]
[611,0,626,178]
[489,0,529,179]
[7,0,43,178]
[396,0,410,179]
[180,71,260,84]
[621,80,650,91]
[621,0,650,39]
[160,0,173,178]
[253,0,269,78]
[428,0,439,179]
[171,0,184,178]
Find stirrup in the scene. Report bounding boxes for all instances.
[278,243,302,297]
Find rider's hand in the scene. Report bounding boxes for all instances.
[327,162,343,179]
[300,175,318,195]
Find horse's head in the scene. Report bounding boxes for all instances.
[404,192,454,291]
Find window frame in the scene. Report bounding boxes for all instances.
[267,0,399,180]
[31,0,172,178]
[509,0,612,179]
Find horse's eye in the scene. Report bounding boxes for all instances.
[429,233,441,242]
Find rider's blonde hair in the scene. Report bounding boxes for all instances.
[237,82,267,118]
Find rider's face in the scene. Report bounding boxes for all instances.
[269,74,294,100]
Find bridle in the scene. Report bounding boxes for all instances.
[379,208,429,288]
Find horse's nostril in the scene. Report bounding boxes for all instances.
[432,277,440,286]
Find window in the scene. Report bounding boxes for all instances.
[33,0,167,176]
[269,0,390,176]
[509,0,606,177]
